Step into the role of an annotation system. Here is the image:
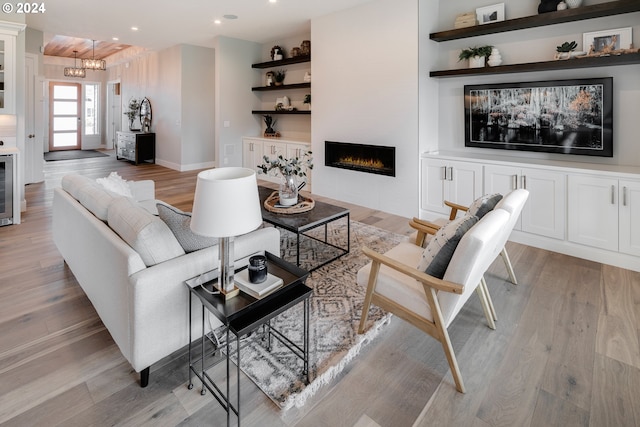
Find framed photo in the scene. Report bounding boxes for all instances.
[464,78,613,157]
[476,3,505,25]
[583,27,632,54]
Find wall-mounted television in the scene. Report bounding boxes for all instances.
[464,77,613,157]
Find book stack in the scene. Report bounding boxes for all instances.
[454,12,477,29]
[234,269,283,299]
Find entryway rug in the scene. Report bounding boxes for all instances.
[233,220,406,410]
[44,150,110,161]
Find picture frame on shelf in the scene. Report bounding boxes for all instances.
[583,27,632,54]
[476,3,505,25]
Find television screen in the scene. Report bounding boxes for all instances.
[464,77,613,157]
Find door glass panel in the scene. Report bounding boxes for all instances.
[53,101,78,115]
[53,85,78,99]
[53,117,78,131]
[53,133,77,147]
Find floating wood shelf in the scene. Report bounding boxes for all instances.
[252,55,311,69]
[252,110,311,115]
[429,0,640,42]
[429,52,640,78]
[252,83,311,91]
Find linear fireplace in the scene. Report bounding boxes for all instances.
[325,141,396,177]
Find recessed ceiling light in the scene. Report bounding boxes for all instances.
[214,19,221,25]
[131,26,139,31]
[112,37,119,41]
[223,14,238,20]
[269,0,277,3]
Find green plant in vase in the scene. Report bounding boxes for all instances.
[274,69,286,86]
[458,45,493,68]
[258,151,313,206]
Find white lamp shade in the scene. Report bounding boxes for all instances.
[190,167,263,237]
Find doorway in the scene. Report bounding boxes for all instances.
[48,82,81,151]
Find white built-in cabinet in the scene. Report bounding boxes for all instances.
[420,152,640,272]
[420,157,482,216]
[484,165,565,240]
[242,137,312,189]
[568,175,640,257]
[0,22,25,114]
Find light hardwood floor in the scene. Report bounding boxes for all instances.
[1,153,639,426]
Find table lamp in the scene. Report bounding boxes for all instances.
[190,167,263,299]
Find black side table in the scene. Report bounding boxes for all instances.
[185,252,311,427]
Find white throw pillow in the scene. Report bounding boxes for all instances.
[156,202,218,253]
[96,172,133,198]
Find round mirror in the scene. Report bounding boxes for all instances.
[139,97,152,132]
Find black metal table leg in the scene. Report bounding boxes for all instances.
[201,307,206,395]
[188,292,193,390]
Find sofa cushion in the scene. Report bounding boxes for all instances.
[468,193,503,219]
[417,214,478,279]
[61,174,94,200]
[156,202,217,253]
[108,197,185,266]
[77,182,116,221]
[96,171,133,198]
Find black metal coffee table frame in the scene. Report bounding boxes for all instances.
[185,252,311,427]
[258,186,350,271]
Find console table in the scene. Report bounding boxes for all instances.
[116,131,155,165]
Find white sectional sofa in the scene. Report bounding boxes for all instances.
[52,173,280,386]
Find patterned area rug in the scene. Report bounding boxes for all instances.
[232,220,406,409]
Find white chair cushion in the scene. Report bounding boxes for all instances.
[108,197,185,266]
[357,242,433,322]
[467,193,503,219]
[156,202,218,253]
[417,214,479,279]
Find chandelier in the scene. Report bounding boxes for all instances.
[81,40,106,71]
[63,51,86,78]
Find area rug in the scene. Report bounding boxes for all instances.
[44,149,110,161]
[231,220,406,410]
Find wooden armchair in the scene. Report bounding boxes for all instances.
[357,209,510,393]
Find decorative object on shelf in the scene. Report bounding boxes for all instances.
[263,190,315,214]
[258,151,313,207]
[557,1,567,11]
[554,40,578,59]
[304,71,311,82]
[266,71,275,86]
[463,77,613,157]
[124,98,141,131]
[190,167,263,300]
[304,94,311,110]
[538,0,561,13]
[139,97,152,132]
[487,47,503,66]
[81,39,106,71]
[274,69,286,86]
[263,114,280,137]
[271,45,283,60]
[476,3,504,25]
[454,11,477,29]
[290,47,301,57]
[300,40,311,55]
[458,45,493,68]
[275,97,296,112]
[583,27,634,57]
[63,50,86,78]
[565,0,582,8]
[248,255,268,284]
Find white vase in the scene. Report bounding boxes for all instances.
[487,48,502,67]
[279,174,298,206]
[565,0,582,8]
[469,56,485,68]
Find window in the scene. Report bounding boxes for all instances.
[84,83,99,135]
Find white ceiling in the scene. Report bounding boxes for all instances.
[26,0,376,51]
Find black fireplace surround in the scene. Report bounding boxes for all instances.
[325,141,396,177]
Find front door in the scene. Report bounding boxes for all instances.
[48,82,81,151]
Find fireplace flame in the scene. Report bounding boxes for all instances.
[338,156,385,170]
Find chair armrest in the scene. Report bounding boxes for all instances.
[444,200,468,220]
[361,246,464,295]
[409,218,440,247]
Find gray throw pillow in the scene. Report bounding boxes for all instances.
[417,214,479,279]
[156,202,218,253]
[468,193,503,219]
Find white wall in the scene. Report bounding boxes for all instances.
[311,0,420,218]
[434,0,640,167]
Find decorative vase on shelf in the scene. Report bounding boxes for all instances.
[279,174,298,206]
[565,0,582,8]
[487,48,503,67]
[469,55,485,68]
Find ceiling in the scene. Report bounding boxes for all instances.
[43,36,131,59]
[27,0,377,59]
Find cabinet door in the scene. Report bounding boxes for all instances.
[448,160,483,211]
[420,158,448,215]
[520,168,566,240]
[421,158,482,216]
[485,164,522,229]
[263,140,286,159]
[242,139,264,174]
[567,175,618,251]
[0,33,15,113]
[286,143,312,189]
[619,180,640,257]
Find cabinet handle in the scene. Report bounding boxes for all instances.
[512,175,518,190]
[611,185,615,204]
[623,186,627,207]
[441,166,447,181]
[522,175,527,189]
[449,167,454,181]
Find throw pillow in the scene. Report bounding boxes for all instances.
[156,202,218,253]
[417,214,479,279]
[467,193,502,219]
[96,172,133,198]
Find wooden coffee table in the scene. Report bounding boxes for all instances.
[258,186,350,271]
